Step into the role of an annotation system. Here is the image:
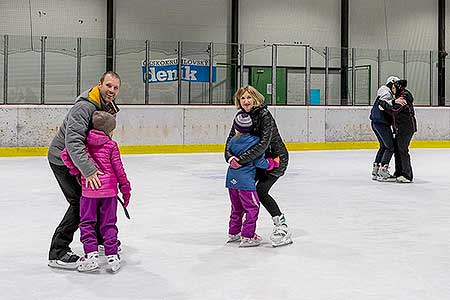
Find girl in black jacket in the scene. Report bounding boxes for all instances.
[225,85,292,247]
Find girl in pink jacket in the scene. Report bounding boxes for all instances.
[61,111,131,273]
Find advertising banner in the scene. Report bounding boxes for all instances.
[142,58,216,83]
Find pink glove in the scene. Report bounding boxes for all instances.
[122,193,131,208]
[266,157,280,171]
[229,156,242,169]
[273,156,280,168]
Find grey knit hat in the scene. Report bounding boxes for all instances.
[92,111,116,135]
[233,112,252,134]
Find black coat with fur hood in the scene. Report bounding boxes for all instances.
[225,104,288,177]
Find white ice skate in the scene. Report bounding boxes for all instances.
[239,234,262,247]
[77,251,99,272]
[377,165,396,182]
[396,175,412,183]
[107,254,121,273]
[271,214,293,247]
[226,233,241,243]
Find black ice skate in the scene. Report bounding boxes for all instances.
[48,251,80,270]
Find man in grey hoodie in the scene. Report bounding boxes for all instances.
[47,71,121,269]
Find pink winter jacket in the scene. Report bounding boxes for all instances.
[61,129,131,198]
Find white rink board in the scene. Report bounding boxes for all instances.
[1,106,450,147]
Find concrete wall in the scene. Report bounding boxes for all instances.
[0,0,105,38]
[240,0,340,47]
[115,0,230,42]
[1,105,449,148]
[0,0,444,51]
[350,0,438,50]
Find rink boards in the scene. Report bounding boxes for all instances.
[1,105,450,156]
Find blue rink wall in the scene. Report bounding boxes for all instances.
[1,105,450,156]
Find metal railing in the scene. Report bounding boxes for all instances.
[0,34,446,106]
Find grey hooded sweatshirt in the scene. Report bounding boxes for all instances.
[48,87,105,178]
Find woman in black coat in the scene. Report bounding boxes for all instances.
[225,85,292,247]
[379,79,417,183]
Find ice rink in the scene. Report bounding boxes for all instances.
[1,148,450,300]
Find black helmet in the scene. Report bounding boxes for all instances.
[394,79,407,90]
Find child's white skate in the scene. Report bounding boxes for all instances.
[239,234,262,247]
[271,214,293,247]
[226,233,241,243]
[77,251,99,272]
[107,254,121,273]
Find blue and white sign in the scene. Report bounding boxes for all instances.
[142,58,216,83]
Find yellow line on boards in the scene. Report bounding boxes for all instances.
[0,147,49,157]
[1,140,450,157]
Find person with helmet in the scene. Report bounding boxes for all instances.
[369,76,407,181]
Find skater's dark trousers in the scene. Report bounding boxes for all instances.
[48,162,103,260]
[255,170,282,217]
[48,162,81,260]
[394,133,414,181]
[371,122,394,165]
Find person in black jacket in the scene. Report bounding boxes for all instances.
[225,85,292,247]
[379,79,417,183]
[369,76,407,181]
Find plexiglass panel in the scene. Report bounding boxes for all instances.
[379,49,403,88]
[406,50,431,106]
[0,34,444,107]
[81,38,105,93]
[7,35,41,104]
[0,36,4,104]
[179,42,210,104]
[279,46,305,105]
[326,47,344,105]
[242,44,275,105]
[353,48,378,105]
[147,41,179,104]
[45,37,77,104]
[115,39,145,104]
[212,42,238,104]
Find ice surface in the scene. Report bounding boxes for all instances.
[1,149,450,300]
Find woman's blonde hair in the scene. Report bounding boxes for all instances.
[233,85,265,109]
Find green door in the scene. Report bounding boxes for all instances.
[250,67,287,105]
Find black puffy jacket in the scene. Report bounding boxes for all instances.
[225,104,288,177]
[379,89,417,135]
